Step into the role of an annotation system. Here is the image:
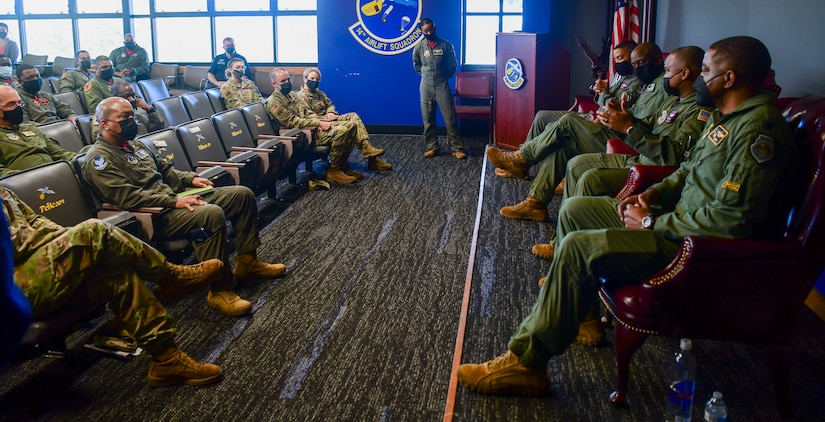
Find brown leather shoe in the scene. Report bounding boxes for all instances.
[532,243,555,260]
[368,157,392,171]
[326,163,358,184]
[157,259,223,302]
[457,351,549,397]
[148,348,222,387]
[495,167,515,178]
[538,277,546,288]
[452,151,467,159]
[207,291,252,317]
[423,149,438,158]
[576,317,607,347]
[360,142,385,159]
[500,196,549,221]
[486,147,529,179]
[234,253,286,280]
[554,178,565,195]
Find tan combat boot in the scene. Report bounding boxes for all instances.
[327,162,358,184]
[147,347,222,387]
[576,317,607,347]
[457,351,549,397]
[554,178,565,195]
[486,147,530,179]
[207,290,252,316]
[341,163,363,180]
[157,259,223,302]
[495,167,515,178]
[538,277,547,288]
[500,196,549,221]
[360,141,385,159]
[452,151,467,159]
[234,252,286,280]
[531,243,555,260]
[368,157,392,171]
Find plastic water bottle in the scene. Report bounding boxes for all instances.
[665,338,697,421]
[704,391,728,421]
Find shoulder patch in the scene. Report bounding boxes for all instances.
[721,181,741,192]
[707,125,729,146]
[136,149,150,159]
[697,109,711,122]
[83,82,92,91]
[665,110,678,123]
[645,83,655,92]
[6,133,19,140]
[750,134,775,164]
[92,156,108,170]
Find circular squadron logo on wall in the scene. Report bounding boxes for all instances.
[503,58,525,90]
[349,0,424,55]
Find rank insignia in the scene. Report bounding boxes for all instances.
[126,153,138,164]
[6,133,18,140]
[721,181,741,192]
[93,156,108,170]
[433,48,443,55]
[697,109,711,122]
[708,125,729,146]
[665,110,679,123]
[84,82,92,91]
[21,131,35,137]
[750,134,775,163]
[136,149,150,159]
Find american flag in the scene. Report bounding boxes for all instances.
[610,0,640,77]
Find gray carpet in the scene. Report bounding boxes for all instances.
[2,133,825,421]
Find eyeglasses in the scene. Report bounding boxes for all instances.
[0,101,21,111]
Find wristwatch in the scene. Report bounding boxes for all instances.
[641,214,655,230]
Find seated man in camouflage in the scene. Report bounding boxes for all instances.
[3,185,224,387]
[15,64,77,126]
[220,58,262,109]
[295,67,391,174]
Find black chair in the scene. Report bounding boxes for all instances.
[176,118,262,189]
[75,114,95,145]
[204,88,226,112]
[45,76,61,94]
[148,63,179,89]
[240,101,307,184]
[37,119,86,153]
[52,91,88,115]
[180,91,215,120]
[153,96,192,127]
[137,128,233,187]
[137,78,172,105]
[169,65,208,96]
[50,56,76,77]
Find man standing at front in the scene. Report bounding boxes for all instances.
[412,18,465,159]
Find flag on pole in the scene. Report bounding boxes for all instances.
[610,0,640,78]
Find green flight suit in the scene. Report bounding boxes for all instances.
[565,93,710,198]
[2,187,176,355]
[90,106,162,140]
[109,45,150,82]
[413,36,464,153]
[220,78,263,109]
[83,76,126,114]
[507,93,796,370]
[17,87,77,125]
[58,69,91,93]
[295,87,373,152]
[520,72,670,204]
[0,123,75,176]
[81,138,261,291]
[526,74,643,141]
[265,90,356,163]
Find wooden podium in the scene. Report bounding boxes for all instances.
[494,33,570,150]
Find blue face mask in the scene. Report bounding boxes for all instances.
[0,66,11,79]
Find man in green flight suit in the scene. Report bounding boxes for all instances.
[58,50,94,93]
[2,185,225,387]
[458,36,796,397]
[0,85,75,176]
[295,67,392,174]
[15,64,77,126]
[82,55,126,113]
[82,97,288,318]
[90,80,162,140]
[486,42,670,222]
[266,67,359,184]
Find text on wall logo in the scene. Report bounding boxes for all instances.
[349,0,424,55]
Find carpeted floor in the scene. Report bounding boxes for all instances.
[2,134,825,421]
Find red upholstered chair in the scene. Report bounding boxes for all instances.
[453,71,494,142]
[598,97,825,419]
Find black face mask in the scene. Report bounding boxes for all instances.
[22,78,43,95]
[124,41,136,50]
[3,105,24,125]
[663,77,680,97]
[693,74,723,108]
[306,80,319,91]
[100,68,114,81]
[279,81,292,95]
[231,69,244,78]
[614,61,633,77]
[225,47,236,55]
[117,118,139,141]
[80,59,92,70]
[423,33,437,41]
[634,62,661,85]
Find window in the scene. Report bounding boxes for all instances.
[0,0,13,15]
[22,0,67,15]
[155,17,210,62]
[278,0,317,11]
[463,0,523,65]
[77,19,123,61]
[24,19,73,57]
[76,0,121,14]
[214,0,269,12]
[214,16,274,63]
[154,0,206,13]
[277,15,317,63]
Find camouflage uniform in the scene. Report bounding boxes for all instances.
[0,123,75,176]
[2,186,176,355]
[0,76,19,88]
[220,78,262,109]
[17,87,77,125]
[508,93,796,370]
[295,87,372,152]
[413,36,464,153]
[265,90,356,163]
[81,137,260,291]
[565,92,710,198]
[520,72,670,204]
[58,69,92,93]
[83,76,127,114]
